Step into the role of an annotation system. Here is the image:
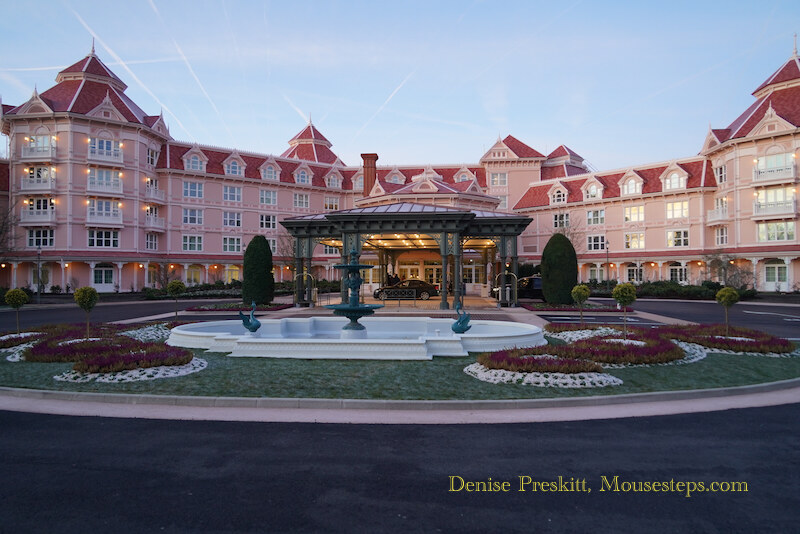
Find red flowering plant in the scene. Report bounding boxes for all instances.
[477,349,603,374]
[653,324,794,354]
[72,342,193,373]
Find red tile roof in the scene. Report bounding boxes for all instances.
[546,145,582,159]
[513,184,551,209]
[288,123,331,145]
[752,55,800,95]
[503,135,545,158]
[57,54,125,87]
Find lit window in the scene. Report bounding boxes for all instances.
[490,173,507,186]
[757,221,795,242]
[587,209,604,225]
[26,166,54,184]
[323,245,340,255]
[324,196,340,211]
[260,189,277,205]
[624,232,644,249]
[223,237,241,252]
[669,264,687,283]
[666,201,688,219]
[293,193,309,208]
[667,230,689,247]
[623,179,641,195]
[260,214,276,229]
[223,212,241,227]
[627,265,643,283]
[223,185,242,202]
[664,172,685,190]
[182,235,203,251]
[624,205,644,222]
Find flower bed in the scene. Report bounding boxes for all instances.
[521,303,632,313]
[478,348,603,374]
[184,303,293,312]
[651,324,794,354]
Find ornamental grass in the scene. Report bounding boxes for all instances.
[477,349,603,374]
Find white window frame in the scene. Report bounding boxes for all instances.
[267,238,277,254]
[225,160,243,176]
[489,173,507,186]
[624,232,644,249]
[715,226,728,246]
[223,185,242,202]
[587,235,606,251]
[222,236,242,252]
[666,200,689,219]
[223,211,242,227]
[587,209,605,225]
[260,189,277,205]
[551,190,566,204]
[624,205,644,223]
[262,165,277,181]
[88,229,119,248]
[664,172,686,190]
[666,229,689,247]
[324,196,340,211]
[757,221,796,242]
[183,181,203,198]
[182,235,203,251]
[145,233,158,250]
[182,208,203,225]
[293,193,310,209]
[553,213,569,228]
[260,214,276,229]
[27,228,54,248]
[295,170,310,184]
[714,165,727,183]
[623,179,641,195]
[187,154,204,171]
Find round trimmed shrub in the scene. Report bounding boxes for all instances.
[242,235,275,305]
[5,288,29,334]
[541,233,578,304]
[74,287,99,338]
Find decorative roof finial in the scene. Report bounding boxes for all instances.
[308,112,312,125]
[794,33,798,57]
[91,38,95,55]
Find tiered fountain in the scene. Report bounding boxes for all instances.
[324,250,383,338]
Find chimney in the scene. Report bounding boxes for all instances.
[361,153,378,196]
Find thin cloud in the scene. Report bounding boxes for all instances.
[353,69,416,140]
[70,8,195,141]
[282,94,308,123]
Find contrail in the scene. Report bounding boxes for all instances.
[70,9,195,141]
[353,69,416,139]
[282,94,308,122]
[148,0,235,144]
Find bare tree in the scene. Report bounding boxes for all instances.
[149,262,178,289]
[550,208,585,254]
[703,251,754,288]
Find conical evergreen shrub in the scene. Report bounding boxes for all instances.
[242,235,275,305]
[541,233,578,304]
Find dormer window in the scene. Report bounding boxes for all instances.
[585,184,599,199]
[664,172,685,190]
[623,179,641,195]
[326,175,342,188]
[387,174,403,184]
[187,155,204,171]
[296,170,309,184]
[262,165,277,181]
[457,173,469,182]
[552,190,566,204]
[353,176,364,191]
[225,160,243,176]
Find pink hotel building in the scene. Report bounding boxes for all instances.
[0,48,798,295]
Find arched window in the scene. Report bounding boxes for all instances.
[225,160,241,176]
[664,172,685,190]
[457,173,469,182]
[188,155,203,171]
[552,190,566,204]
[353,176,364,191]
[326,175,341,188]
[586,184,598,199]
[623,179,641,195]
[262,165,277,180]
[296,170,309,184]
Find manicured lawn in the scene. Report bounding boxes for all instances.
[1,340,799,400]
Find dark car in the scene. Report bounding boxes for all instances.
[373,279,440,300]
[492,275,543,300]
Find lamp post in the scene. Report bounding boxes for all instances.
[36,246,42,304]
[604,238,610,293]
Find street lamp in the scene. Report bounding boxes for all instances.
[604,238,610,293]
[36,246,42,304]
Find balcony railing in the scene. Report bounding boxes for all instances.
[87,178,123,195]
[144,214,165,231]
[144,186,165,201]
[86,209,122,226]
[21,146,57,160]
[753,164,797,183]
[20,178,56,192]
[20,209,56,224]
[752,200,797,218]
[706,207,729,223]
[88,147,124,164]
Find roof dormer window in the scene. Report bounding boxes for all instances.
[325,175,342,188]
[585,184,598,199]
[295,169,310,184]
[551,190,566,204]
[353,176,363,191]
[225,160,242,176]
[262,165,277,181]
[623,178,641,195]
[664,172,685,190]
[457,173,469,182]
[187,154,204,171]
[387,174,403,184]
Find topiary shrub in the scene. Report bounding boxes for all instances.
[5,288,29,334]
[541,234,578,305]
[242,235,275,305]
[74,287,99,339]
[612,283,637,338]
[715,287,740,336]
[166,280,187,318]
[571,284,591,326]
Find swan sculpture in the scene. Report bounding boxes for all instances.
[238,300,262,333]
[451,300,471,333]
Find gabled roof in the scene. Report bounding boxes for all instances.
[752,53,800,96]
[281,121,342,165]
[502,135,545,158]
[56,52,126,89]
[547,145,582,159]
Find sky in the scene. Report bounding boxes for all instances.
[1,0,799,171]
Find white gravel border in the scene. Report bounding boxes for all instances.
[53,357,208,383]
[464,362,623,388]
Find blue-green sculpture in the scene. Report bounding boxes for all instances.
[325,250,383,337]
[239,300,262,333]
[451,300,471,333]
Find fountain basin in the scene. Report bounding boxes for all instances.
[167,317,545,360]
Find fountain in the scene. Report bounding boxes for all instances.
[166,249,547,360]
[323,250,383,339]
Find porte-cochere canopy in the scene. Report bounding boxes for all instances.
[280,202,532,308]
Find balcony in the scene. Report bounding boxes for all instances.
[753,164,797,183]
[752,200,797,219]
[706,207,729,224]
[88,147,124,165]
[20,209,56,225]
[86,209,123,227]
[87,178,123,195]
[20,177,56,192]
[21,145,57,161]
[144,214,166,232]
[144,186,165,202]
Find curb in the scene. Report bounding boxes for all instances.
[2,377,800,411]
